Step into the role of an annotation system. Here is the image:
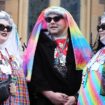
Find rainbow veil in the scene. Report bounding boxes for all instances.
[23,6,92,81]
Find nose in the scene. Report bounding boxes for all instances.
[3,28,8,32]
[99,28,103,32]
[50,19,55,23]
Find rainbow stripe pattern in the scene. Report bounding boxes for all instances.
[23,6,92,81]
[78,65,105,105]
[78,48,105,105]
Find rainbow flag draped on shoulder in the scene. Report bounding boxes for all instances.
[23,6,92,81]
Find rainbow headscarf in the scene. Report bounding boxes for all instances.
[23,6,92,81]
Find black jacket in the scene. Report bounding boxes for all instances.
[28,30,82,105]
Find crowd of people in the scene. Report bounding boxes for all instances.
[0,5,105,105]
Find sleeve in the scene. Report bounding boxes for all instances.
[74,92,78,103]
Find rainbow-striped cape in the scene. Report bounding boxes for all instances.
[23,6,92,81]
[78,47,105,105]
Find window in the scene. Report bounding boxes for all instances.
[61,0,80,26]
[0,1,5,10]
[28,0,49,38]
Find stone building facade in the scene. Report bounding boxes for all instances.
[0,0,105,46]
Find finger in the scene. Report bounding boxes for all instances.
[9,84,17,95]
[62,94,69,100]
[10,83,15,86]
[10,89,16,96]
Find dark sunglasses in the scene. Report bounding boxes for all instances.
[45,15,64,23]
[0,24,12,32]
[97,24,105,32]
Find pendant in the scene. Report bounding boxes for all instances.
[11,61,19,70]
[54,58,59,65]
[59,54,66,66]
[53,63,67,77]
[11,75,17,84]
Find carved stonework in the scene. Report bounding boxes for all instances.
[99,0,105,4]
[0,1,5,10]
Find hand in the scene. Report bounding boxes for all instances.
[42,91,69,105]
[64,96,76,105]
[9,83,17,96]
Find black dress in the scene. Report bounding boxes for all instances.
[28,30,82,105]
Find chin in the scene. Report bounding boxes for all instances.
[0,38,7,44]
[50,31,58,35]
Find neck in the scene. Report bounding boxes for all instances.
[51,30,68,40]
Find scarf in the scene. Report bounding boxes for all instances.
[23,6,92,81]
[0,10,22,65]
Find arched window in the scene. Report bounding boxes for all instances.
[28,0,49,38]
[61,0,80,26]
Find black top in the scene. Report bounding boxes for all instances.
[96,40,104,52]
[28,30,82,105]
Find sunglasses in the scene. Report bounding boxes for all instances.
[45,15,64,23]
[0,24,12,32]
[97,24,105,32]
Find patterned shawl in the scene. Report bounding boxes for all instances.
[23,6,92,81]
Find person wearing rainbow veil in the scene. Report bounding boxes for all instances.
[23,6,92,105]
[78,13,105,105]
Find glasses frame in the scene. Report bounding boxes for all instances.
[45,15,64,23]
[97,24,105,32]
[0,24,12,32]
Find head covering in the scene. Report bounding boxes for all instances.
[23,6,92,81]
[44,6,66,17]
[0,11,22,64]
[100,12,105,24]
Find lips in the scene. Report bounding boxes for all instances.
[50,25,58,29]
[1,33,7,37]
